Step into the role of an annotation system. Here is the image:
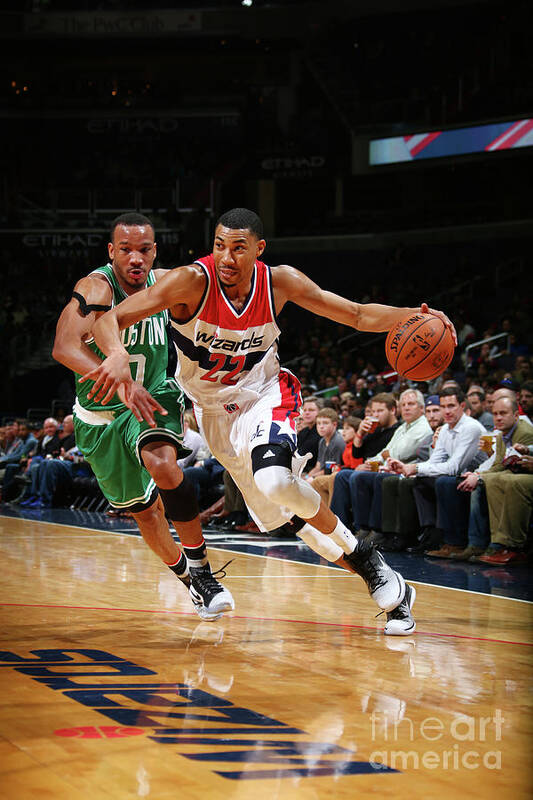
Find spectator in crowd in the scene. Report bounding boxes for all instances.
[519,380,533,423]
[330,393,400,529]
[0,419,37,499]
[0,421,21,464]
[424,395,445,432]
[13,418,59,504]
[388,387,487,555]
[477,451,533,565]
[177,411,209,470]
[352,377,370,409]
[21,416,78,509]
[203,470,251,531]
[182,456,225,510]
[311,415,362,507]
[349,390,433,546]
[466,387,494,430]
[513,355,531,386]
[469,342,497,374]
[493,385,533,426]
[304,408,345,481]
[32,418,60,458]
[379,399,445,553]
[433,395,533,560]
[349,394,400,462]
[456,314,476,348]
[296,396,322,473]
[339,391,357,416]
[319,376,339,398]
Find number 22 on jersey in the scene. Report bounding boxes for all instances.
[200,353,245,386]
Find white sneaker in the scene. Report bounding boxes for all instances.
[291,450,313,478]
[189,565,235,622]
[343,539,406,612]
[384,584,416,636]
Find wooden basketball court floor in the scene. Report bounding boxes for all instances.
[1,512,532,800]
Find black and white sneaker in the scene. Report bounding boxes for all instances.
[343,538,405,612]
[189,563,235,622]
[384,584,416,636]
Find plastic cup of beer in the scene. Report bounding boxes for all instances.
[368,460,380,472]
[368,417,379,434]
[480,434,494,455]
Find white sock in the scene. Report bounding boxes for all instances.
[329,518,357,554]
[297,524,344,562]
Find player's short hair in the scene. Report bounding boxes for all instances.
[110,213,155,241]
[217,208,263,239]
[439,386,465,403]
[316,407,339,425]
[371,392,397,412]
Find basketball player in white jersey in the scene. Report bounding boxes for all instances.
[81,208,456,635]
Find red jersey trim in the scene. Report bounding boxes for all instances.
[192,255,274,330]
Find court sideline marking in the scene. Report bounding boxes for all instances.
[1,514,531,605]
[1,600,531,647]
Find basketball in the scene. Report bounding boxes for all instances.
[385,312,455,380]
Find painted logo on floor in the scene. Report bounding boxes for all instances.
[0,648,397,780]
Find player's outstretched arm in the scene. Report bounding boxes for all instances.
[54,276,166,426]
[92,265,203,350]
[79,266,204,422]
[272,266,456,343]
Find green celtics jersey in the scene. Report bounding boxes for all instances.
[75,263,170,413]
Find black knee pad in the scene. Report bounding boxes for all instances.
[159,477,199,522]
[251,442,292,474]
[289,515,307,533]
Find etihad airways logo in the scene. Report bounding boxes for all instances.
[196,331,264,353]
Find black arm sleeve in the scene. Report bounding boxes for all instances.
[72,291,112,317]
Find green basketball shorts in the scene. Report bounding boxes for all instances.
[74,379,190,511]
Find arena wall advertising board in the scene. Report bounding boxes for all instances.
[369,118,533,166]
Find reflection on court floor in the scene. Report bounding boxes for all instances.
[0,511,531,799]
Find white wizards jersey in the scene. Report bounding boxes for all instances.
[169,255,299,414]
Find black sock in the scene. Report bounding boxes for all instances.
[166,552,190,586]
[184,540,208,570]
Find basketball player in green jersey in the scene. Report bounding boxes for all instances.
[52,213,234,621]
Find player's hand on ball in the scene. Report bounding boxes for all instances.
[420,303,457,345]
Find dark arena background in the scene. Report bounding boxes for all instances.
[1,2,532,799]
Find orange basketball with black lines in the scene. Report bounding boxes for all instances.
[385,313,455,381]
